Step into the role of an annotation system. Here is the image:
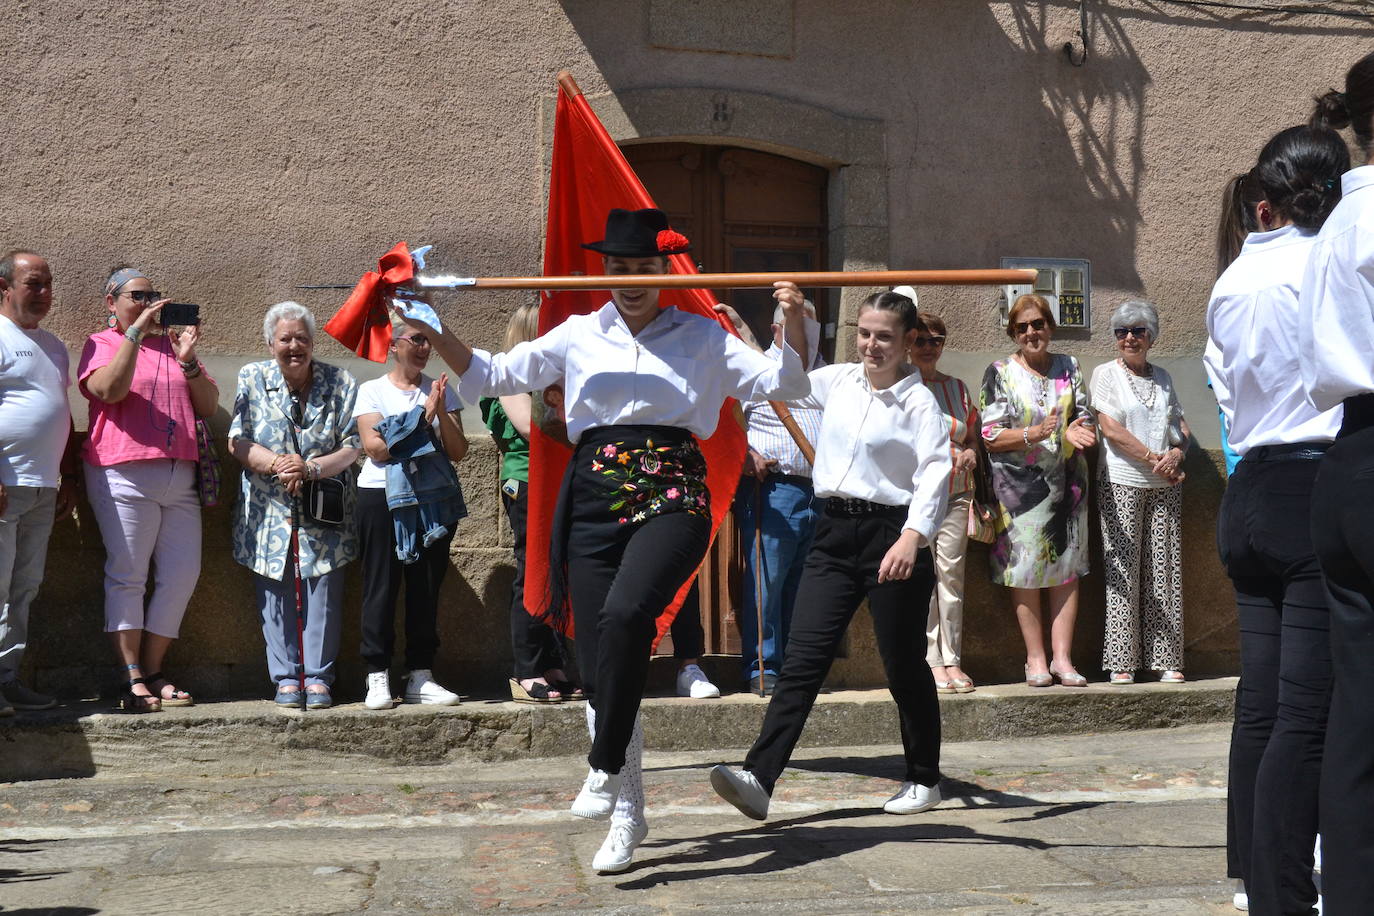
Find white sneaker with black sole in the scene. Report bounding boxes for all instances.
[364,671,394,710]
[709,765,770,820]
[404,669,459,706]
[883,781,941,814]
[592,819,649,873]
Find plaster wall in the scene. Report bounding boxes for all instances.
[6,1,1369,696]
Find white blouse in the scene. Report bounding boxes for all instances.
[1300,165,1374,412]
[458,303,808,443]
[1206,224,1342,453]
[1090,360,1182,489]
[792,363,952,542]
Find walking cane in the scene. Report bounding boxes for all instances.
[290,490,307,704]
[753,476,768,698]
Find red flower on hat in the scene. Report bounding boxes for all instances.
[656,229,690,253]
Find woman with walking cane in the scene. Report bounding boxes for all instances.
[396,207,810,873]
[229,302,361,710]
[709,290,953,819]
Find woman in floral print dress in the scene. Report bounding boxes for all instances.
[980,294,1096,687]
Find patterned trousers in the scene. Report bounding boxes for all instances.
[1097,475,1184,672]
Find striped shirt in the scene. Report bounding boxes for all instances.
[923,373,977,495]
[742,345,826,477]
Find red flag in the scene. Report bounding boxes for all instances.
[526,79,747,646]
[323,241,414,362]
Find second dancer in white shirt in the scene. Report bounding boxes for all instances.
[709,290,953,819]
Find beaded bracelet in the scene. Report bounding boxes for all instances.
[1022,428,1031,447]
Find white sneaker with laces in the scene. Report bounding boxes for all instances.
[676,664,721,699]
[364,671,394,710]
[404,669,459,706]
[709,765,770,820]
[592,819,649,873]
[571,768,623,820]
[883,781,942,814]
[1233,878,1248,911]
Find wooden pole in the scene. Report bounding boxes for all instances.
[451,268,1036,291]
[556,70,582,99]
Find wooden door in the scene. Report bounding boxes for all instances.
[625,143,829,656]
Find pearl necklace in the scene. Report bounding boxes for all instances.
[1017,354,1053,407]
[1120,358,1156,411]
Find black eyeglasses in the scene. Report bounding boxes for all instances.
[397,334,430,347]
[124,290,161,303]
[1113,326,1150,340]
[1013,318,1048,334]
[913,336,946,348]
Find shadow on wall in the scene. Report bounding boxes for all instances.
[910,2,1149,293]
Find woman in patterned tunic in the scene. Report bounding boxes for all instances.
[979,294,1096,687]
[228,302,361,710]
[1090,300,1189,686]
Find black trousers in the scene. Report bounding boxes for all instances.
[502,482,565,679]
[568,510,711,773]
[1218,448,1331,916]
[744,511,940,794]
[670,580,705,660]
[356,486,454,673]
[1312,397,1374,916]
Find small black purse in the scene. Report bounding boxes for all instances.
[284,393,346,527]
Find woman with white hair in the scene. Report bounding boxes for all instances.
[1090,300,1189,685]
[228,302,361,709]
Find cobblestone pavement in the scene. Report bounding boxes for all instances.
[0,723,1239,915]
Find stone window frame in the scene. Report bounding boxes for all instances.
[541,87,886,361]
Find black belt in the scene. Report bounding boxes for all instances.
[1340,393,1374,438]
[825,496,907,518]
[1242,441,1330,463]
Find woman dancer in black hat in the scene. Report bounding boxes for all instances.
[398,207,811,872]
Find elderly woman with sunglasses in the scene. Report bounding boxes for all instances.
[902,297,980,694]
[79,266,218,711]
[979,294,1096,687]
[1090,301,1189,686]
[352,319,468,711]
[228,302,360,709]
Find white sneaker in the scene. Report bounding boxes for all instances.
[676,664,721,699]
[364,672,394,710]
[571,768,623,820]
[709,765,770,820]
[404,669,459,706]
[592,819,649,873]
[1233,878,1248,911]
[883,781,942,814]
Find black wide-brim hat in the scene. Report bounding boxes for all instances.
[582,207,692,257]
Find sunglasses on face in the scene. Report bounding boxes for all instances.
[123,290,161,303]
[912,336,946,348]
[396,334,430,347]
[1013,318,1048,334]
[1113,326,1150,340]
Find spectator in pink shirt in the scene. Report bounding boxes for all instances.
[78,266,217,712]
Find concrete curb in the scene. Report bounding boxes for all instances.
[0,677,1235,781]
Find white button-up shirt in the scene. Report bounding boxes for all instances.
[1206,224,1342,453]
[1300,165,1374,411]
[793,362,951,541]
[458,303,808,443]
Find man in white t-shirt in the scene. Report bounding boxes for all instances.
[0,250,75,715]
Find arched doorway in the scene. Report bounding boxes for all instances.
[624,142,830,660]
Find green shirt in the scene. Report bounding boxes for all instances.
[480,397,529,483]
